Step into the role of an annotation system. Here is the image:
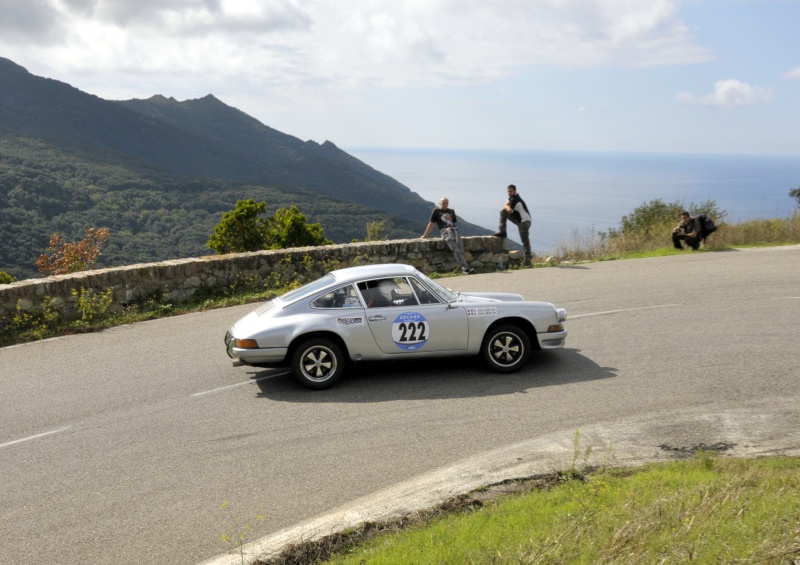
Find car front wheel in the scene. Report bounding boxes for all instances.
[482,324,531,373]
[291,338,345,389]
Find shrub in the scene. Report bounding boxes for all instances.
[207,199,272,253]
[790,187,800,208]
[35,227,110,275]
[366,220,388,241]
[599,199,727,254]
[8,297,59,341]
[71,287,115,323]
[207,200,331,253]
[267,205,332,249]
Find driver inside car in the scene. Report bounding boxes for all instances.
[377,279,403,305]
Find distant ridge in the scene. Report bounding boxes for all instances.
[118,93,432,219]
[0,57,440,221]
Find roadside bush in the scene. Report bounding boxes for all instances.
[35,227,110,275]
[790,187,800,207]
[71,287,115,324]
[600,199,727,254]
[4,297,60,342]
[366,220,388,241]
[552,199,731,261]
[207,200,331,253]
[713,213,800,247]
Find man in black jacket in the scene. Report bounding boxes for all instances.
[493,184,533,265]
[672,211,702,250]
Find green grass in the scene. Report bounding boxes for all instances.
[261,454,800,565]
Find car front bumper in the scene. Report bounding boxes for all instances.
[538,329,568,349]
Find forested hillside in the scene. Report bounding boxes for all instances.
[0,132,423,280]
[0,57,489,280]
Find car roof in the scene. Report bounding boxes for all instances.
[328,263,418,284]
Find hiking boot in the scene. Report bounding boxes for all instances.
[492,231,507,238]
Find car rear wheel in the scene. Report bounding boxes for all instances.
[291,338,345,389]
[482,324,531,373]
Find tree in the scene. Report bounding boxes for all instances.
[790,187,800,208]
[208,200,331,254]
[615,199,684,239]
[0,271,15,284]
[207,199,272,254]
[266,205,332,249]
[35,227,110,275]
[366,220,388,241]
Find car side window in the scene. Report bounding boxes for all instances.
[358,278,419,308]
[409,277,441,305]
[311,284,362,309]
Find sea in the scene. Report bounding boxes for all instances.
[347,148,800,254]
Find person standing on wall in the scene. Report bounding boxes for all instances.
[493,184,533,266]
[421,197,474,274]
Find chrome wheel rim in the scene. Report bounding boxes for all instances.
[489,332,523,367]
[300,345,337,382]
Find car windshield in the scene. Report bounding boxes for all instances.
[414,270,459,303]
[278,274,335,305]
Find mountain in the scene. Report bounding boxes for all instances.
[0,57,489,280]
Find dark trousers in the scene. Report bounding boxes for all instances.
[672,232,700,250]
[500,211,532,263]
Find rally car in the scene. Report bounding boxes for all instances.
[225,263,567,389]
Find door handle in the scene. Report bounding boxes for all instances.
[368,315,386,322]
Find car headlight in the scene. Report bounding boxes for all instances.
[225,331,235,358]
[556,308,567,323]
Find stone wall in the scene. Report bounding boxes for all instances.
[0,236,507,326]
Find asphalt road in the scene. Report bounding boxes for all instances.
[1,246,799,565]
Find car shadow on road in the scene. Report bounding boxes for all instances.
[249,348,617,403]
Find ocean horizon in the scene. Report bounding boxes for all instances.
[348,147,800,254]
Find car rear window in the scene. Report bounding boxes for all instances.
[279,274,335,305]
[311,285,362,309]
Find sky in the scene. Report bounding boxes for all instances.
[1,0,799,155]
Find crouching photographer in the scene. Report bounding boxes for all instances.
[672,211,702,250]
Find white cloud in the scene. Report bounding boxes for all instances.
[0,0,712,96]
[783,66,800,80]
[676,79,773,107]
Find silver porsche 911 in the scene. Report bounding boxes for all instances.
[225,263,567,389]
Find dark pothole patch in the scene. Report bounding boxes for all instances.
[659,442,737,458]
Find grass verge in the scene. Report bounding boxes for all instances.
[256,453,800,565]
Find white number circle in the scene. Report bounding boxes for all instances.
[391,312,430,351]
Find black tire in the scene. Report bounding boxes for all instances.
[482,324,531,373]
[291,338,345,389]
